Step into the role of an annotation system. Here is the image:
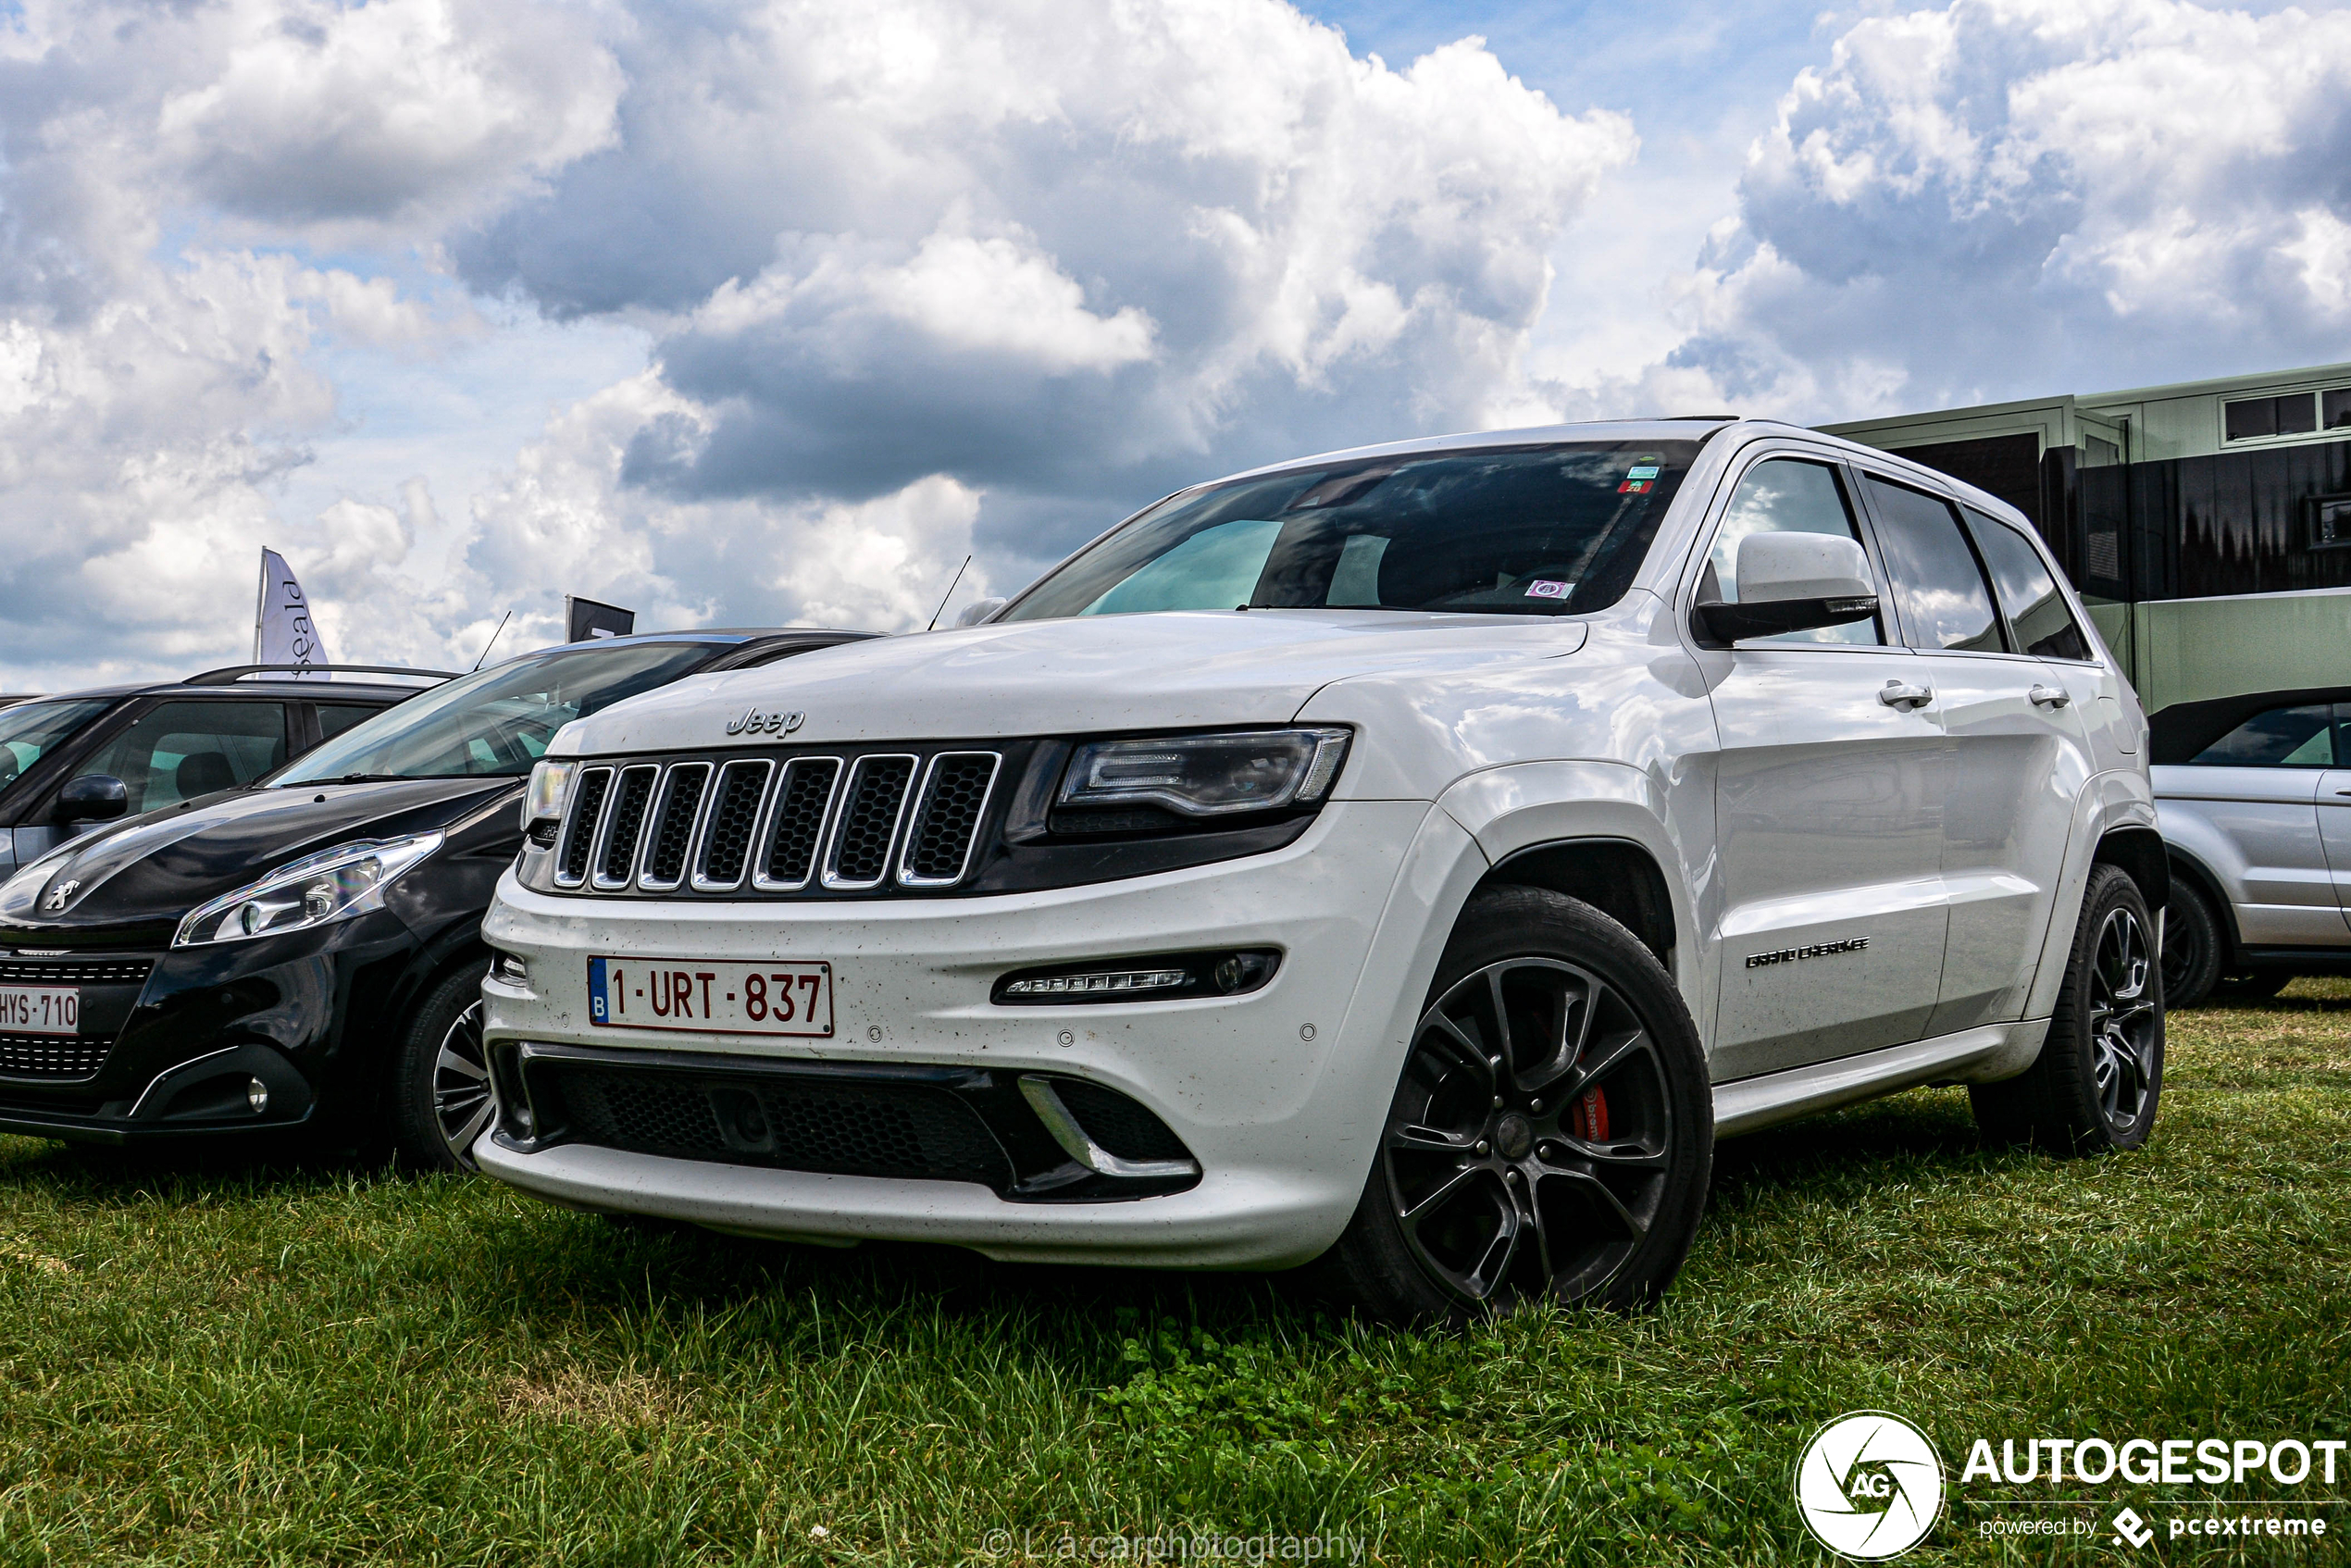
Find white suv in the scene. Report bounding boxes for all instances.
[476,419,2163,1322]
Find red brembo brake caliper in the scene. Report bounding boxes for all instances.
[1570,1085,1610,1143]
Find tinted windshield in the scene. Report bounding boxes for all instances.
[1001,442,1702,621]
[0,699,113,790]
[275,642,720,784]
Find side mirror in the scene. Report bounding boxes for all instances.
[56,774,130,824]
[1697,532,1880,643]
[952,597,1007,628]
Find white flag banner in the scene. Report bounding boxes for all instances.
[255,549,330,678]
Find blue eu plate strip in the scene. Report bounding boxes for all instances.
[588,956,609,1023]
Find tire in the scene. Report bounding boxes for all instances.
[389,956,495,1173]
[1972,865,2162,1156]
[2211,969,2292,1002]
[1311,886,1713,1325]
[2160,881,2222,1009]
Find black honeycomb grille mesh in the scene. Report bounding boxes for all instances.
[644,765,710,885]
[763,759,840,886]
[1052,1079,1193,1163]
[598,767,659,883]
[903,754,997,881]
[560,768,612,882]
[549,1064,1011,1187]
[830,757,914,884]
[697,761,771,886]
[0,1034,110,1079]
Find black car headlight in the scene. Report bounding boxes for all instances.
[173,830,443,947]
[1058,728,1350,818]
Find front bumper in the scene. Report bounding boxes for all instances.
[0,912,419,1144]
[478,799,1465,1268]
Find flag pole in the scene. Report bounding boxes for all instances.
[253,548,267,664]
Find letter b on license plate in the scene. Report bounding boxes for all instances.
[588,957,833,1038]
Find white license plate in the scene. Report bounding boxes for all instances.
[587,957,832,1038]
[0,985,78,1037]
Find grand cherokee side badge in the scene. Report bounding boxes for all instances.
[1747,937,1868,968]
[725,708,805,737]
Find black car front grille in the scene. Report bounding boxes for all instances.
[0,960,155,988]
[0,1034,112,1079]
[544,1060,1014,1188]
[554,745,1001,898]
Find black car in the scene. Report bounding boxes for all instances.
[0,629,868,1167]
[0,664,444,881]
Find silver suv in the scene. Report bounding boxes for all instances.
[2152,689,2351,1005]
[475,419,2164,1323]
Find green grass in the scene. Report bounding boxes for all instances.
[3,988,2346,1565]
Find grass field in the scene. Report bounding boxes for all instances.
[2,987,2345,1566]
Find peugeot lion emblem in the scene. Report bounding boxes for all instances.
[725,707,805,738]
[42,879,79,913]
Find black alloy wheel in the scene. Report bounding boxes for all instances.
[1972,864,2164,1155]
[2084,904,2159,1132]
[2159,883,2220,1009]
[1312,886,1712,1324]
[1386,959,1673,1303]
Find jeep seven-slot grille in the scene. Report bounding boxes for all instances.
[552,746,1001,898]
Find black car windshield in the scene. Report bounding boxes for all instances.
[274,642,720,784]
[1000,442,1702,621]
[0,698,114,790]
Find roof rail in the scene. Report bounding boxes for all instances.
[182,663,458,688]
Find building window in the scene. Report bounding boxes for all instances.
[2312,494,2351,551]
[2224,392,2319,441]
[2326,388,2351,430]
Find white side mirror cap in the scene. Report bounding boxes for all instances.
[1735,532,1874,604]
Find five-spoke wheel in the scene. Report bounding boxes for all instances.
[1315,885,1712,1323]
[1387,958,1674,1305]
[2086,905,2158,1132]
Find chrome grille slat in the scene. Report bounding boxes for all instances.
[899,753,1001,887]
[556,767,614,887]
[823,755,917,890]
[641,763,713,890]
[593,765,662,890]
[692,759,775,890]
[754,758,843,891]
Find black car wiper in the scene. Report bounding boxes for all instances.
[277,774,415,788]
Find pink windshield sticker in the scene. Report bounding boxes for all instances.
[1524,579,1571,599]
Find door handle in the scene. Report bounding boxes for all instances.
[2028,684,2072,708]
[1879,679,1934,710]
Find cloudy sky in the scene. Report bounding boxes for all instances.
[3,0,2347,689]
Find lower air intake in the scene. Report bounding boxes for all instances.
[0,1034,111,1079]
[544,1061,1013,1188]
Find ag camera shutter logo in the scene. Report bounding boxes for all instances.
[1795,1411,1946,1559]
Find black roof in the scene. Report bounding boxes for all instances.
[2148,687,2351,765]
[11,628,877,709]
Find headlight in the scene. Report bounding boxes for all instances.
[173,831,443,948]
[1059,728,1351,818]
[522,759,577,834]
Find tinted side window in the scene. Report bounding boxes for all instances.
[1961,509,2093,660]
[317,703,380,741]
[2189,704,2335,767]
[1704,458,1883,646]
[73,701,289,814]
[1861,477,2002,652]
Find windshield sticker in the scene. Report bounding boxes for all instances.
[1523,579,1572,599]
[1618,479,1654,494]
[1627,465,1660,479]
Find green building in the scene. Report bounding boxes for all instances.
[1821,362,2351,713]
